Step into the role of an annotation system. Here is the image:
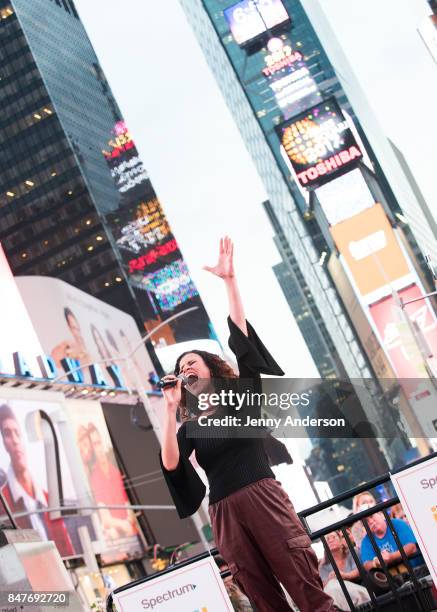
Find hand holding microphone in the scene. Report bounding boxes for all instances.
[159,374,199,414]
[157,374,191,389]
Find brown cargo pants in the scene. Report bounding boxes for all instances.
[208,478,336,612]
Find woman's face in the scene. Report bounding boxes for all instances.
[325,531,342,552]
[357,493,375,511]
[179,353,211,379]
[78,432,93,464]
[178,352,211,394]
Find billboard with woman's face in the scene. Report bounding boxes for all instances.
[15,276,157,391]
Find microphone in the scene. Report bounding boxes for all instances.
[157,374,195,389]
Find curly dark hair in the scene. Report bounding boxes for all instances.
[174,350,237,422]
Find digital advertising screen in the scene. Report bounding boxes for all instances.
[315,169,375,227]
[224,0,289,46]
[103,121,215,347]
[276,97,363,189]
[329,203,411,299]
[16,276,156,391]
[262,38,320,120]
[142,259,199,312]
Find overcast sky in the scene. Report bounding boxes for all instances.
[73,0,437,381]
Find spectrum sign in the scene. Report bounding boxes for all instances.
[276,98,362,189]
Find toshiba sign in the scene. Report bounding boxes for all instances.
[276,97,363,189]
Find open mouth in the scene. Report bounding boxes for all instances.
[185,374,199,386]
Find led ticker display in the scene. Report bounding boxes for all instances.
[143,259,199,312]
[224,0,289,47]
[128,238,178,273]
[269,67,319,118]
[276,98,363,189]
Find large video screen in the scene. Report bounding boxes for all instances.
[275,97,363,189]
[103,121,216,346]
[224,0,289,46]
[143,259,199,312]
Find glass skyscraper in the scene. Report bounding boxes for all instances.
[0,0,216,373]
[179,0,379,382]
[179,0,437,466]
[264,199,390,490]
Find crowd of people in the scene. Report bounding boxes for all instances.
[316,490,423,611]
[214,492,423,612]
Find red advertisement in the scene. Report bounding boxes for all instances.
[369,284,437,397]
[65,400,144,563]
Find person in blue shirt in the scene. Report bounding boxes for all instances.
[360,511,423,570]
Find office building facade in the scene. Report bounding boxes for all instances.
[0,0,216,373]
[264,200,390,490]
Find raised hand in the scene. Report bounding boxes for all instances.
[203,236,235,280]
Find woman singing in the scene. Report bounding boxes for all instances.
[159,237,335,612]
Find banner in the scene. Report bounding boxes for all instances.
[391,456,437,588]
[369,284,437,386]
[330,203,411,297]
[16,276,155,389]
[0,392,94,559]
[65,399,144,564]
[113,556,233,612]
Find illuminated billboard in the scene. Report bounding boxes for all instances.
[0,244,43,377]
[224,0,289,47]
[143,259,199,312]
[276,97,363,189]
[262,38,320,119]
[103,121,216,347]
[103,121,148,193]
[16,276,156,390]
[315,169,375,226]
[330,203,411,298]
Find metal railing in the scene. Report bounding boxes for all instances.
[298,451,437,612]
[105,453,437,611]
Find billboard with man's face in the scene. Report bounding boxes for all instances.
[0,392,94,558]
[0,390,145,563]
